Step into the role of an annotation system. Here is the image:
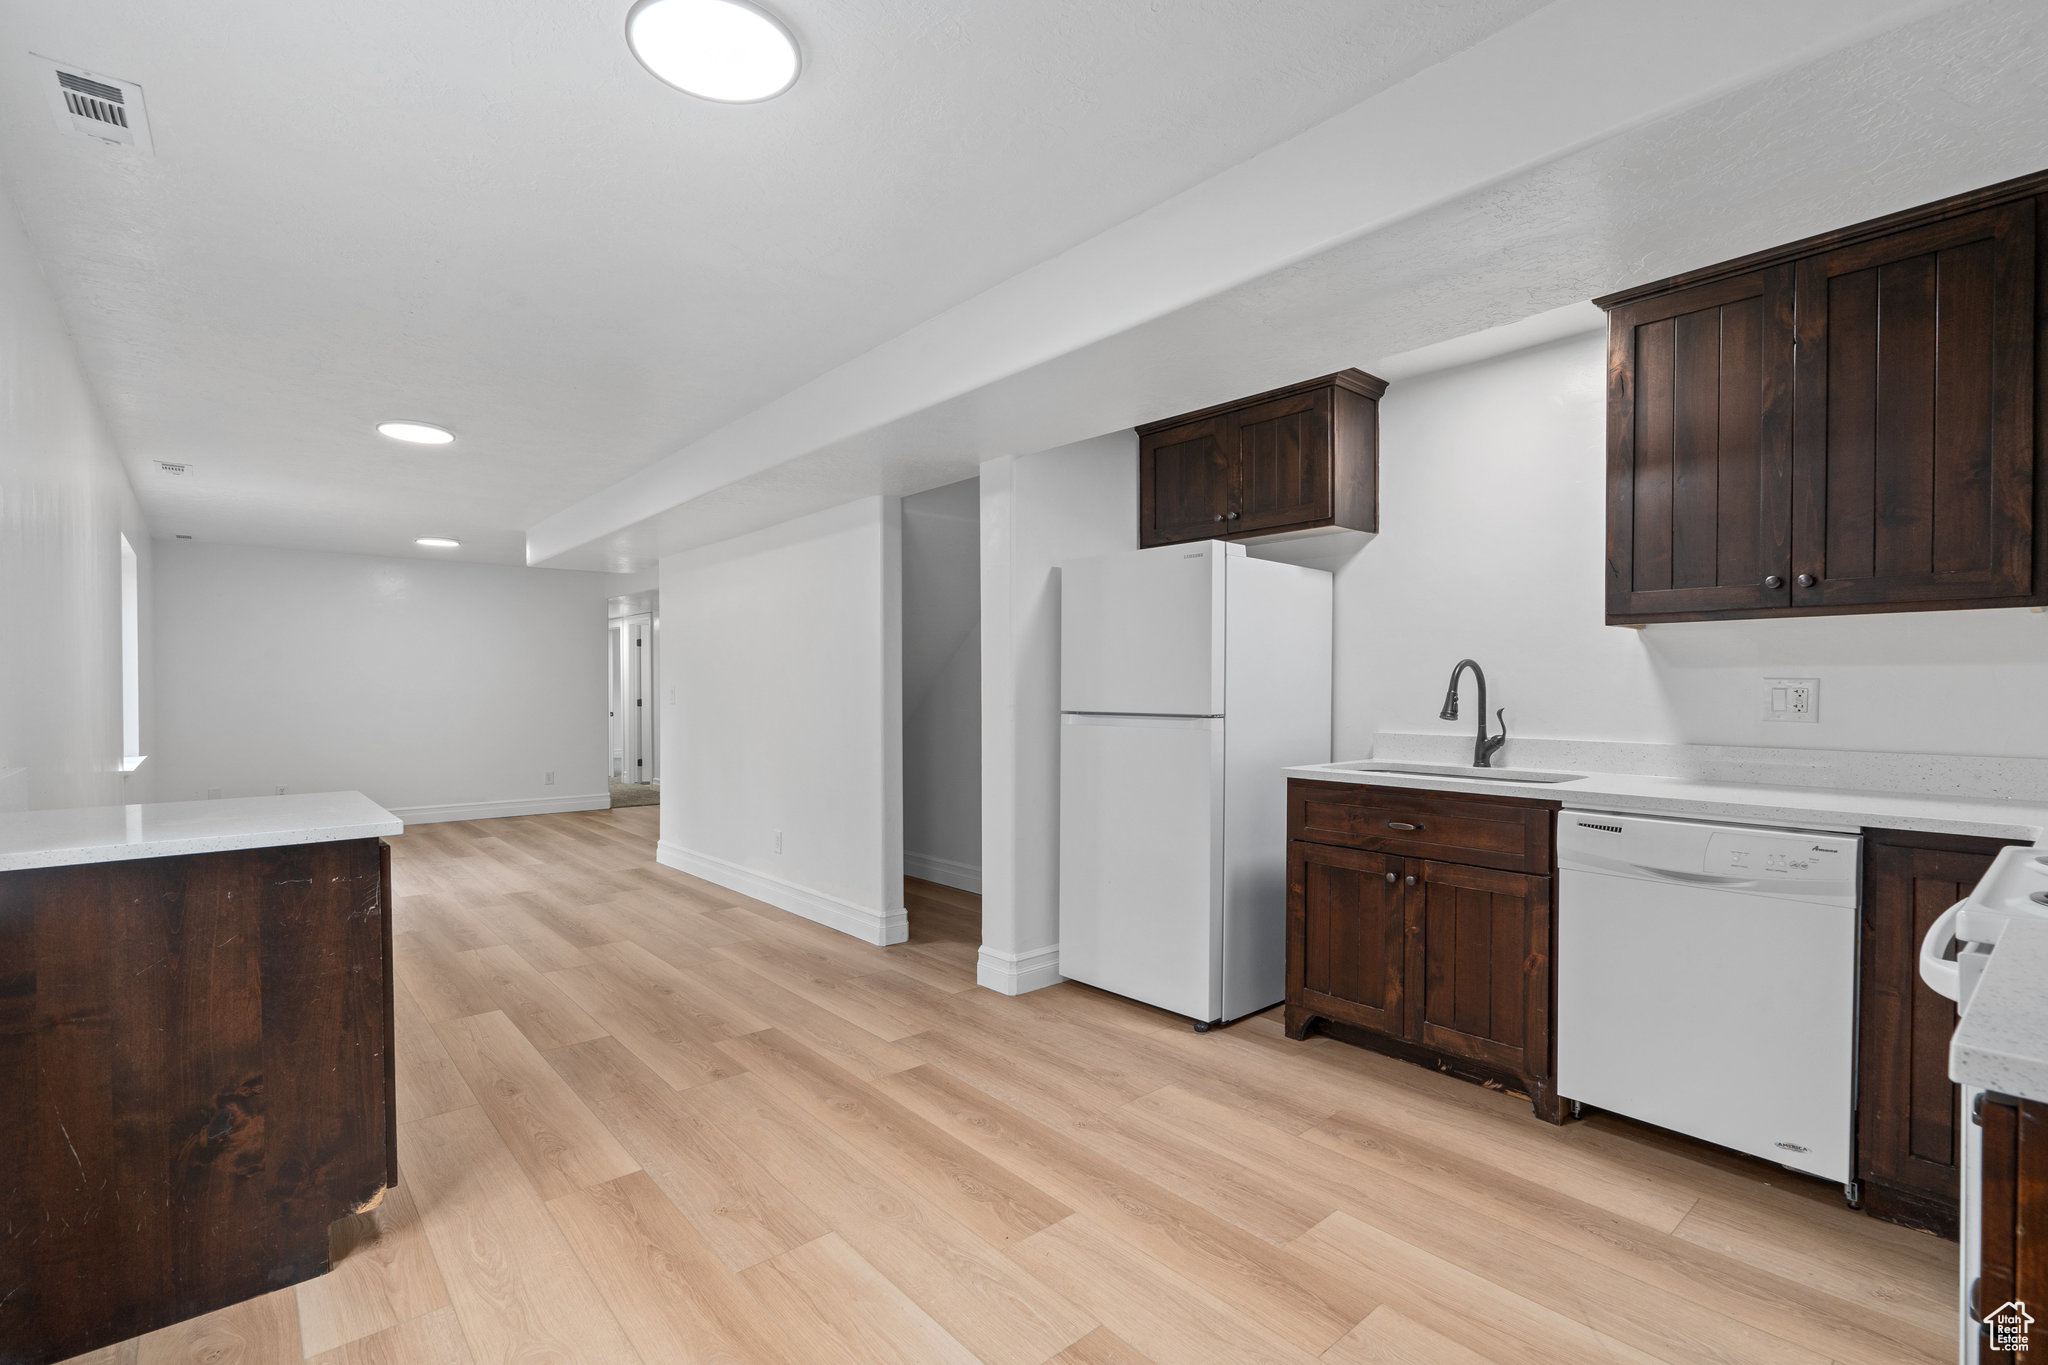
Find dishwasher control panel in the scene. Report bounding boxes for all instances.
[1709,832,1854,880]
[1559,811,1860,904]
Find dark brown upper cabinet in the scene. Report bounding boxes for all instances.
[1605,267,1796,618]
[1137,370,1384,549]
[1598,171,2048,624]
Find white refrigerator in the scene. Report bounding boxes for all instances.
[1058,540,1332,1027]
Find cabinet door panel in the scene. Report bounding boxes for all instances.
[1232,388,1333,533]
[1606,268,1794,619]
[1859,835,2012,1232]
[1140,415,1232,545]
[1794,201,2036,606]
[1973,1094,2048,1352]
[1287,842,1404,1036]
[1413,860,1549,1076]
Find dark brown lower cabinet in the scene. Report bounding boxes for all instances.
[1415,860,1552,1090]
[1974,1093,2047,1359]
[1286,838,1560,1122]
[0,837,396,1365]
[1858,830,2022,1237]
[1290,843,1407,1036]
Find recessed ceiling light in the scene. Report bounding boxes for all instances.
[627,0,799,103]
[377,421,454,445]
[415,536,461,549]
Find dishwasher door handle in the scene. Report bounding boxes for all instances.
[1622,865,1757,887]
[1918,900,1965,1001]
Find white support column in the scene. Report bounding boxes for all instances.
[976,434,1138,994]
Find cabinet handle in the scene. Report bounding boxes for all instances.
[1764,574,1784,589]
[1796,573,1816,588]
[1385,871,1397,884]
[1386,821,1421,831]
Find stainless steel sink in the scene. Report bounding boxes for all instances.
[1325,760,1585,785]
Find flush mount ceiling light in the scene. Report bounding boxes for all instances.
[415,536,461,548]
[377,421,454,445]
[627,0,799,103]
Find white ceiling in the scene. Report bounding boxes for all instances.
[0,0,1549,563]
[531,0,2048,568]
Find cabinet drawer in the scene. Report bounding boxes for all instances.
[1287,780,1554,873]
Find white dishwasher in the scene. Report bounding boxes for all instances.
[1556,810,1862,1198]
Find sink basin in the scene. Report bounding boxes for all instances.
[1325,760,1585,785]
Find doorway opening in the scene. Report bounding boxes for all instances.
[607,591,659,809]
[900,478,981,951]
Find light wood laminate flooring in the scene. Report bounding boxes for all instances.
[63,807,1955,1364]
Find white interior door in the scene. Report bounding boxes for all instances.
[607,621,625,779]
[620,614,651,784]
[1058,713,1222,1021]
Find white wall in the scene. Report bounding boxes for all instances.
[1339,331,2048,761]
[153,541,625,821]
[980,433,1137,993]
[902,478,982,890]
[0,179,153,812]
[658,496,906,945]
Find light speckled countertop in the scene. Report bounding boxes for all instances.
[1283,762,2048,845]
[1952,915,2048,1103]
[0,791,403,872]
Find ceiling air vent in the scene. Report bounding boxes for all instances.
[33,55,153,155]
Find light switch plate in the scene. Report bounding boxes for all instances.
[1763,677,1820,723]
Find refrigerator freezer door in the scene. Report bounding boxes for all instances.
[1061,542,1228,717]
[1058,713,1224,1021]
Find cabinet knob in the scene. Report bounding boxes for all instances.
[1212,514,1225,522]
[1385,871,1397,884]
[1764,574,1784,589]
[1796,573,1817,588]
[1225,510,1239,520]
[1405,875,1416,886]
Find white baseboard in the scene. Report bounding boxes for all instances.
[389,793,611,825]
[658,841,908,947]
[977,943,1063,995]
[903,850,982,894]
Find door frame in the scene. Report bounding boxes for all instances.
[616,612,657,785]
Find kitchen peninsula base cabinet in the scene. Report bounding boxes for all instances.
[1975,1093,2047,1361]
[0,831,396,1365]
[1859,828,2025,1238]
[1284,780,1564,1123]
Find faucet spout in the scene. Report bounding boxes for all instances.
[1440,659,1505,768]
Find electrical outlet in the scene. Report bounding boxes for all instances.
[1763,677,1820,723]
[205,787,221,800]
[774,830,783,855]
[274,785,288,795]
[544,770,555,786]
